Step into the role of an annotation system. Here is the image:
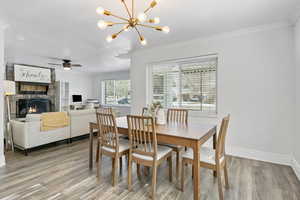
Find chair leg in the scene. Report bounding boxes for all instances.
[151,165,157,200]
[213,170,217,177]
[97,151,102,179]
[143,166,150,176]
[137,164,142,180]
[96,140,100,163]
[217,165,224,200]
[119,157,123,171]
[181,159,185,192]
[176,150,180,179]
[168,155,173,182]
[128,154,132,191]
[192,165,194,179]
[112,157,118,186]
[224,162,229,189]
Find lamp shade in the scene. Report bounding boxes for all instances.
[4,80,16,96]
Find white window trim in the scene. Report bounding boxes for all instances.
[147,54,218,117]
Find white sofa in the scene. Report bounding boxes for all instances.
[11,109,97,155]
[11,114,70,154]
[69,109,97,138]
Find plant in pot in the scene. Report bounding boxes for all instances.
[145,101,166,125]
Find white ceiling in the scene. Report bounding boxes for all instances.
[0,0,299,73]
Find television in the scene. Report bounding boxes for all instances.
[72,95,82,103]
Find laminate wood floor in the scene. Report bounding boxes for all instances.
[0,138,299,200]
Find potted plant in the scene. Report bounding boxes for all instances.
[145,101,166,125]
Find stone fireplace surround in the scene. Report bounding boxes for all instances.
[5,63,57,119]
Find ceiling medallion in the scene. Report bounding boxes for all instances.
[96,0,169,46]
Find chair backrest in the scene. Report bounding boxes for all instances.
[96,112,119,153]
[216,115,230,160]
[127,115,157,159]
[97,107,113,114]
[167,108,188,124]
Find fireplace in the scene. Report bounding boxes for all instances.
[16,98,51,118]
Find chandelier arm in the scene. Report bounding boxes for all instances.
[134,26,143,39]
[111,22,129,25]
[144,1,157,13]
[109,13,130,22]
[122,1,132,18]
[144,7,151,13]
[115,24,131,36]
[138,23,161,30]
[132,0,134,18]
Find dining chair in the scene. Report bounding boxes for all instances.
[96,112,130,186]
[181,115,230,200]
[165,108,189,178]
[167,108,188,124]
[95,107,113,163]
[127,115,173,200]
[96,107,113,114]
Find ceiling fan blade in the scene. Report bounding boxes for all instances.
[71,64,82,67]
[48,63,62,66]
[47,56,66,61]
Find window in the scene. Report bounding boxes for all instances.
[151,56,217,113]
[101,80,131,105]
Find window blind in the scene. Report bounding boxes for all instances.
[151,57,217,113]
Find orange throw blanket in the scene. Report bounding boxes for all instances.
[41,112,70,132]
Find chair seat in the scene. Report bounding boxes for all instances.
[102,139,129,153]
[182,147,224,165]
[133,145,172,161]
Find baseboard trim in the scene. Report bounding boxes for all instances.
[0,154,5,167]
[226,145,292,166]
[291,158,300,181]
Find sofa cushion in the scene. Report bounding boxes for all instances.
[26,114,41,122]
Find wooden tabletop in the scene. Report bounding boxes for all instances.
[115,116,217,141]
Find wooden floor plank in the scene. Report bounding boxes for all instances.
[0,138,299,200]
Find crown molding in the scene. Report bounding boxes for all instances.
[132,21,292,55]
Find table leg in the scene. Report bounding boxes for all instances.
[89,125,93,170]
[193,141,200,200]
[213,128,217,177]
[213,128,217,149]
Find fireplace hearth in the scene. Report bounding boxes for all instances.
[17,98,51,118]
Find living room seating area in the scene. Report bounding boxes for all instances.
[11,109,97,155]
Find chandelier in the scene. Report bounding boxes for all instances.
[96,0,169,46]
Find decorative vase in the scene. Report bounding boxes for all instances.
[156,109,166,125]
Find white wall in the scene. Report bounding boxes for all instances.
[56,70,94,103]
[0,25,5,167]
[294,19,300,177]
[131,23,295,164]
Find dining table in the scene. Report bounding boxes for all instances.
[89,116,217,200]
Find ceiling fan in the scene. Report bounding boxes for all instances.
[48,59,82,71]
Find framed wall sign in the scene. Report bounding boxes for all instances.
[14,65,51,83]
